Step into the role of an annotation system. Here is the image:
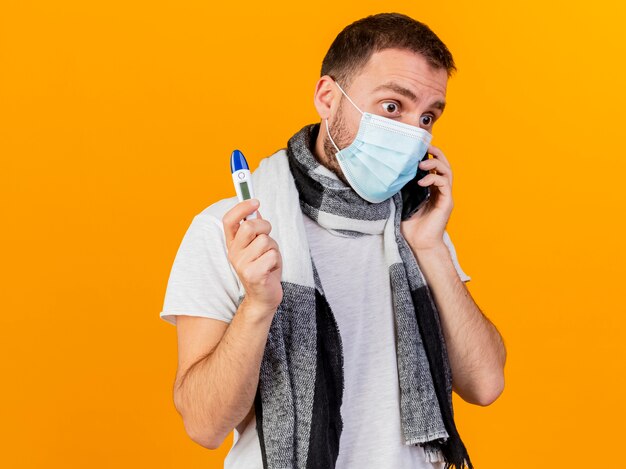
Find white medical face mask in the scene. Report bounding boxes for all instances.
[325,81,433,203]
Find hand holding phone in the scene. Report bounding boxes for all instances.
[400,150,431,220]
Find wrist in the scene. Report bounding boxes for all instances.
[239,296,277,324]
[410,240,448,260]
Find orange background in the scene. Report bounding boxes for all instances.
[1,1,625,468]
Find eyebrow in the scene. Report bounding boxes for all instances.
[372,81,446,112]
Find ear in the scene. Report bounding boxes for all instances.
[313,75,338,120]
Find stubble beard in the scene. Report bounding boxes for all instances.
[321,99,353,187]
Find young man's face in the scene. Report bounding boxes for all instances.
[315,48,449,186]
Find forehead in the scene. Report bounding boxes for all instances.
[352,48,448,98]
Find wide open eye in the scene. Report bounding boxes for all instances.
[420,115,434,126]
[381,101,400,115]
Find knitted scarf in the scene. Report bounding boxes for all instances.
[250,123,473,469]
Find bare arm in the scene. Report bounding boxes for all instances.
[411,242,506,406]
[173,298,275,449]
[172,197,284,449]
[400,144,506,406]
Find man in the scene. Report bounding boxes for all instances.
[160,12,506,469]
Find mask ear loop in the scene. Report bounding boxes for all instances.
[333,81,365,114]
[324,118,341,154]
[325,80,364,154]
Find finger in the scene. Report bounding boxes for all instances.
[231,218,273,259]
[239,232,279,265]
[247,248,282,277]
[418,157,453,185]
[417,173,452,198]
[256,249,282,275]
[427,144,451,172]
[222,199,261,247]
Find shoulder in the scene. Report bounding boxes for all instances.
[442,229,472,282]
[195,195,240,229]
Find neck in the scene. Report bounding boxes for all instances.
[312,121,327,165]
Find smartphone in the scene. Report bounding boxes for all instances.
[400,150,431,221]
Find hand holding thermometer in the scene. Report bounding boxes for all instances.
[231,149,258,220]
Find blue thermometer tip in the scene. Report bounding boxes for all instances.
[230,149,249,173]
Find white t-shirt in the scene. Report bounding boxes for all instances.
[160,196,471,468]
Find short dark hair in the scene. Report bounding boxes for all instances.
[321,13,457,89]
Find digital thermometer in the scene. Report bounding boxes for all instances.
[230,149,257,220]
